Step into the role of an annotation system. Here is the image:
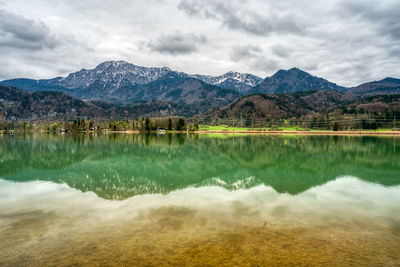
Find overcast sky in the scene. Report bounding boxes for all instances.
[0,0,399,86]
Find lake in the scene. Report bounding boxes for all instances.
[1,134,400,266]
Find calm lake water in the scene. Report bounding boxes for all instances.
[0,134,400,266]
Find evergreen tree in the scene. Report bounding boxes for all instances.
[176,118,185,131]
[145,117,150,132]
[168,118,172,130]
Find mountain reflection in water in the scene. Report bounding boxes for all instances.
[0,134,399,199]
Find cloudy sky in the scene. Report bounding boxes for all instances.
[0,0,399,86]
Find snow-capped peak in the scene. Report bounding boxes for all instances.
[193,71,263,93]
[56,61,172,89]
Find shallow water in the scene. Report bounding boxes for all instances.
[0,134,400,266]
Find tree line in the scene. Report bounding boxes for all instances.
[1,113,399,133]
[0,117,200,133]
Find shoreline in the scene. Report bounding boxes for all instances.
[3,130,400,136]
[106,130,400,136]
[193,130,400,136]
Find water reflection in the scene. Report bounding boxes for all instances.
[0,134,399,199]
[1,176,399,229]
[1,134,400,265]
[0,177,399,266]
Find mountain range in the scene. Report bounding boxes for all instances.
[1,61,250,104]
[1,60,400,121]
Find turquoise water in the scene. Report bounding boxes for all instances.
[1,134,399,198]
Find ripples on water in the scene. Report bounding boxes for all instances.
[0,134,399,266]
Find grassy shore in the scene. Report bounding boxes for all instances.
[2,125,400,136]
[193,125,400,136]
[194,130,400,136]
[104,126,400,136]
[199,125,325,132]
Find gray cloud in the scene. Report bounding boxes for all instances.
[340,1,400,41]
[148,32,207,55]
[178,0,304,36]
[0,9,58,50]
[252,58,278,73]
[270,45,291,58]
[231,44,277,73]
[230,45,262,61]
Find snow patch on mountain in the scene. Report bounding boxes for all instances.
[192,71,263,94]
[55,61,172,90]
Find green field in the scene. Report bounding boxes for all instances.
[199,125,325,132]
[198,125,396,132]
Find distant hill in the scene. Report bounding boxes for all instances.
[347,77,400,96]
[205,90,354,121]
[2,83,399,122]
[0,85,104,121]
[0,85,196,120]
[204,89,400,124]
[253,68,347,94]
[352,94,400,114]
